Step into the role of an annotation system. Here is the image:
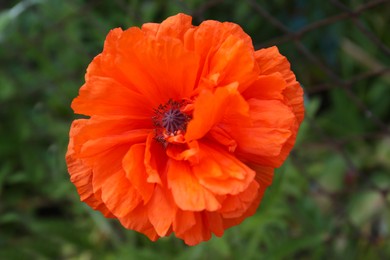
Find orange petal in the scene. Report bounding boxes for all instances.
[71,127,142,220]
[192,142,255,195]
[242,73,288,101]
[116,27,200,107]
[178,212,212,246]
[232,127,291,159]
[144,133,166,185]
[66,120,113,217]
[123,143,155,203]
[248,124,301,168]
[167,159,220,211]
[72,76,152,119]
[118,203,159,242]
[72,116,149,155]
[184,20,255,87]
[205,211,224,237]
[255,46,304,123]
[226,99,296,164]
[79,129,149,159]
[166,140,200,164]
[99,168,142,218]
[222,181,267,230]
[207,126,237,152]
[71,116,150,162]
[255,46,296,84]
[90,144,129,190]
[219,180,259,218]
[185,83,249,142]
[142,13,193,40]
[247,99,296,129]
[148,185,177,237]
[85,28,129,87]
[207,34,258,90]
[173,210,196,236]
[251,164,274,187]
[222,167,273,229]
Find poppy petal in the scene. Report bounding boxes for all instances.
[167,160,221,211]
[66,120,113,217]
[118,203,159,241]
[173,210,196,236]
[72,76,152,119]
[219,180,259,218]
[242,73,288,101]
[148,185,176,236]
[123,143,155,203]
[206,34,258,90]
[99,168,142,218]
[116,28,200,106]
[178,212,212,246]
[255,46,304,123]
[184,19,254,87]
[226,99,296,166]
[205,211,225,237]
[193,142,255,196]
[144,133,166,185]
[185,83,249,142]
[142,13,193,40]
[86,143,143,218]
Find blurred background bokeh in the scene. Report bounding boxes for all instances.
[1,0,390,259]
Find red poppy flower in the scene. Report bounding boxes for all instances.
[66,13,304,245]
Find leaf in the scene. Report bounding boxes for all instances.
[348,191,384,226]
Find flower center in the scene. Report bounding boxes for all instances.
[152,99,190,146]
[161,108,187,133]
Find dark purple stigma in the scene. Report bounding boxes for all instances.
[161,108,188,134]
[152,99,191,146]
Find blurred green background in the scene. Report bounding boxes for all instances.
[1,0,390,259]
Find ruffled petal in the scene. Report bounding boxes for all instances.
[118,203,159,241]
[207,126,237,152]
[255,46,304,123]
[100,168,142,218]
[242,73,288,101]
[72,76,152,119]
[87,144,143,218]
[148,185,176,236]
[144,133,167,185]
[166,140,200,165]
[192,142,255,195]
[226,99,296,166]
[71,116,149,160]
[66,120,113,217]
[84,28,129,86]
[206,34,258,90]
[222,166,273,229]
[123,143,155,203]
[184,20,255,89]
[178,212,212,246]
[219,180,259,218]
[116,27,200,107]
[185,83,249,142]
[142,13,193,40]
[167,159,221,211]
[79,129,149,159]
[205,211,224,237]
[173,210,196,237]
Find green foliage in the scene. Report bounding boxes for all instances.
[1,0,389,259]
